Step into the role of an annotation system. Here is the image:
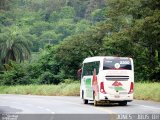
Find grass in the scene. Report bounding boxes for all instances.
[0,82,80,96]
[134,82,160,102]
[0,82,160,102]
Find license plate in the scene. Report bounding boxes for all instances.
[115,95,120,98]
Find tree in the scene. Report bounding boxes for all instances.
[130,5,160,80]
[40,30,62,45]
[75,19,91,34]
[0,0,12,10]
[53,22,112,78]
[103,0,160,81]
[59,6,75,19]
[67,0,90,19]
[29,21,53,36]
[85,0,106,19]
[49,6,75,21]
[0,26,32,67]
[91,8,106,23]
[55,19,76,40]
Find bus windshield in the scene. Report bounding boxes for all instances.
[103,58,132,70]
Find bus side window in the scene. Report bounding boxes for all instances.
[82,63,88,77]
[94,61,100,75]
[82,61,100,77]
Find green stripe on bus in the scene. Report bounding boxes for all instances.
[85,78,93,98]
[85,78,91,86]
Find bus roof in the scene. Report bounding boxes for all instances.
[83,56,132,63]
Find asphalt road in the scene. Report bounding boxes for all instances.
[0,94,160,120]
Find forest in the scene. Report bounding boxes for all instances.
[0,0,160,85]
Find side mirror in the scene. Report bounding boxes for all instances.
[77,68,82,80]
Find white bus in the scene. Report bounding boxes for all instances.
[80,56,134,106]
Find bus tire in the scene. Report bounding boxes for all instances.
[93,91,98,106]
[83,99,88,104]
[119,101,127,106]
[94,100,98,106]
[82,91,88,104]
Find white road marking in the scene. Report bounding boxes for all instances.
[56,101,115,114]
[133,104,160,110]
[51,112,55,114]
[45,108,55,114]
[45,108,51,112]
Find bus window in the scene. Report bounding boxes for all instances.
[103,58,132,70]
[94,61,100,75]
[82,61,100,76]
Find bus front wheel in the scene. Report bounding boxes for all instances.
[82,91,88,104]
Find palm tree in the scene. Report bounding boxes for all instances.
[0,27,32,66]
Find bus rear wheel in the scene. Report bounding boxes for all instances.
[83,99,88,104]
[94,100,98,106]
[119,101,127,106]
[93,91,98,106]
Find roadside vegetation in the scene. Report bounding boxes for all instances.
[0,80,80,96]
[134,82,160,102]
[0,0,160,102]
[0,82,159,102]
[0,0,160,85]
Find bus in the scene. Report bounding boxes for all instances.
[79,56,134,106]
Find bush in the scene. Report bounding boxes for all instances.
[38,71,61,85]
[0,62,32,85]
